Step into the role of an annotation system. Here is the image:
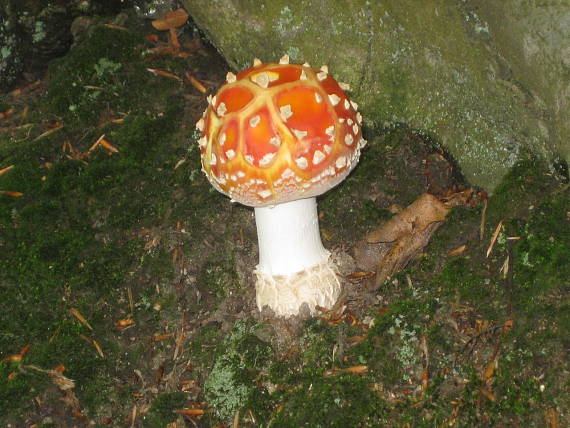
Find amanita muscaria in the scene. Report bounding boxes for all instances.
[196,55,366,317]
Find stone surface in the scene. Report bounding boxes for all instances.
[182,0,569,191]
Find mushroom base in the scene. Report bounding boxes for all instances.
[255,259,341,317]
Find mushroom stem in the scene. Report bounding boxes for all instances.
[255,197,328,275]
[254,197,341,316]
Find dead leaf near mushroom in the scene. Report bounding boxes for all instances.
[353,189,477,289]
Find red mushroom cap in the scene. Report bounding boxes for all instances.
[196,57,366,207]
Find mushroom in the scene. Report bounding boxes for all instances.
[150,8,189,51]
[196,55,366,317]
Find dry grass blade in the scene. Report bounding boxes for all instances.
[480,199,487,241]
[447,244,467,256]
[115,318,135,329]
[99,139,119,153]
[186,72,207,93]
[152,333,174,342]
[324,365,368,376]
[147,68,183,82]
[486,220,503,258]
[482,358,497,383]
[174,408,205,416]
[89,134,106,152]
[173,328,185,360]
[0,165,14,175]
[69,308,94,331]
[80,334,105,358]
[0,191,23,197]
[478,386,496,402]
[104,23,128,31]
[32,123,63,141]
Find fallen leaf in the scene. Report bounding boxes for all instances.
[354,193,454,289]
[152,333,174,342]
[151,8,189,31]
[32,123,63,141]
[174,408,205,416]
[0,191,23,197]
[421,368,430,394]
[49,369,75,390]
[447,244,467,256]
[115,319,135,328]
[545,408,559,428]
[482,358,496,384]
[147,68,182,82]
[8,80,41,96]
[69,308,94,331]
[99,139,119,153]
[501,319,515,334]
[89,134,107,152]
[186,72,207,93]
[345,334,367,344]
[345,271,375,280]
[324,365,368,376]
[104,23,128,31]
[174,158,186,170]
[486,220,503,258]
[478,386,496,402]
[1,344,31,363]
[0,108,16,120]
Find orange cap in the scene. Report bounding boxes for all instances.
[197,57,365,207]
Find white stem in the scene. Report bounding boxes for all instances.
[254,197,329,276]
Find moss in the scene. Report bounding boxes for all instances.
[271,373,387,427]
[203,320,272,422]
[198,252,240,302]
[143,392,187,427]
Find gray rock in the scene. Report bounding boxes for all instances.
[182,0,569,191]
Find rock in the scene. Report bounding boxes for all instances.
[181,0,569,192]
[0,6,24,91]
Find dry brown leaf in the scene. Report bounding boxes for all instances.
[345,271,375,280]
[115,319,135,329]
[421,368,430,393]
[486,220,503,258]
[0,165,14,175]
[0,191,23,197]
[69,308,93,330]
[367,194,450,244]
[186,72,207,93]
[447,244,467,256]
[345,334,367,344]
[482,358,497,384]
[99,139,119,154]
[49,370,75,390]
[174,158,186,170]
[501,319,515,334]
[1,344,30,363]
[174,408,205,416]
[324,365,368,376]
[354,193,454,289]
[147,68,182,82]
[151,8,189,31]
[89,134,106,152]
[478,386,496,402]
[32,123,63,141]
[545,408,559,428]
[152,333,174,342]
[0,108,16,120]
[104,23,128,31]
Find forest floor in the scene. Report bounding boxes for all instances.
[1,10,568,428]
